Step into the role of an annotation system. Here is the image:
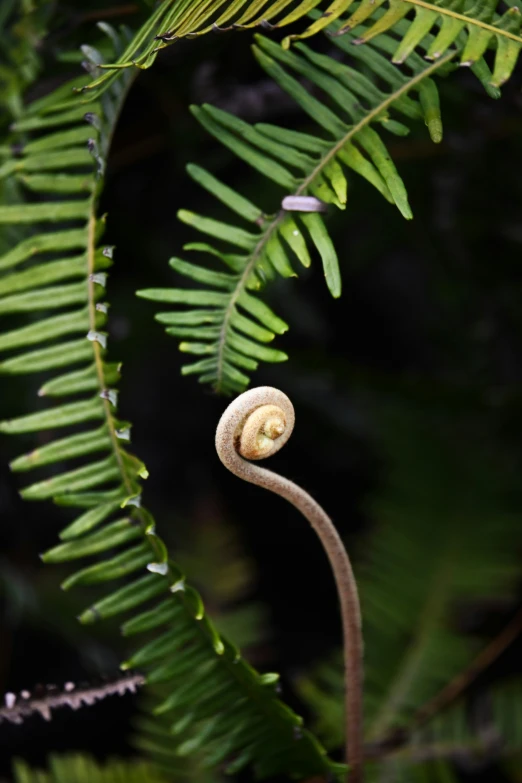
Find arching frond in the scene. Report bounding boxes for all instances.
[0,28,341,783]
[361,407,522,744]
[286,1,522,89]
[138,29,450,394]
[297,402,522,767]
[79,0,522,98]
[316,12,504,98]
[82,0,354,98]
[130,513,268,780]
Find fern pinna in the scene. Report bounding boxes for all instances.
[78,0,522,98]
[138,26,451,393]
[0,27,342,783]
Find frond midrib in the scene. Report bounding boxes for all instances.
[77,0,522,101]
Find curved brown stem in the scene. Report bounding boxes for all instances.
[215,386,364,782]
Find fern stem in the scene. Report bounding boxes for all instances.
[86,232,322,762]
[215,387,364,782]
[216,219,279,392]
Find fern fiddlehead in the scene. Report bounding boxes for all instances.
[215,386,364,782]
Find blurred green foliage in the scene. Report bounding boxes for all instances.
[1,1,522,782]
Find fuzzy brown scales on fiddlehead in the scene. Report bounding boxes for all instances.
[216,387,364,783]
[239,403,288,460]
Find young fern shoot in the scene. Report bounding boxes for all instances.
[215,387,364,782]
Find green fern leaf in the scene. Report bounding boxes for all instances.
[77,0,522,99]
[139,29,450,393]
[0,26,343,783]
[285,0,522,89]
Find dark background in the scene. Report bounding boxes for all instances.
[1,2,522,780]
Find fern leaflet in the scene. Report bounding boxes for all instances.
[286,0,522,89]
[79,0,522,98]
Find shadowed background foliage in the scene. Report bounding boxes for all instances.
[1,1,522,781]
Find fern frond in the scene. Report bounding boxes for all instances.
[138,29,450,393]
[81,0,346,98]
[0,28,342,783]
[297,402,522,762]
[130,513,268,779]
[396,678,522,762]
[78,0,522,98]
[13,754,169,783]
[320,12,504,98]
[285,0,522,89]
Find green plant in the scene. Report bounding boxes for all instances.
[0,1,521,781]
[12,753,170,783]
[138,25,450,392]
[215,386,363,779]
